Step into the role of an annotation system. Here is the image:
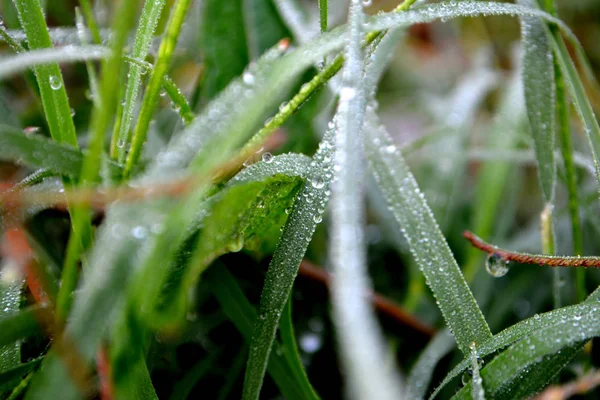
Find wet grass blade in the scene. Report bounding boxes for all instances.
[111,0,166,162]
[0,125,121,179]
[431,288,600,398]
[124,0,192,177]
[364,110,492,354]
[0,280,21,373]
[208,265,316,400]
[11,0,78,146]
[241,125,333,400]
[520,0,556,203]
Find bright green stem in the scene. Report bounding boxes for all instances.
[57,0,138,320]
[111,0,166,161]
[12,0,78,146]
[124,0,191,178]
[318,0,327,33]
[0,25,25,53]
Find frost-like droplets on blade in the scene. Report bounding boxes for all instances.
[485,252,510,277]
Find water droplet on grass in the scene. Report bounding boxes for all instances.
[262,152,273,163]
[49,75,62,90]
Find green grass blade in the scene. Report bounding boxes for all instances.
[319,0,327,32]
[431,287,600,398]
[550,31,600,189]
[56,0,138,321]
[243,0,288,59]
[168,352,219,400]
[0,305,48,349]
[200,0,249,100]
[124,0,192,177]
[111,0,166,162]
[0,359,41,393]
[0,125,120,179]
[520,0,556,203]
[12,0,78,146]
[364,111,492,354]
[280,297,320,400]
[241,125,333,400]
[0,280,21,373]
[453,301,600,399]
[208,265,314,400]
[75,8,100,107]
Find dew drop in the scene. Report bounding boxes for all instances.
[131,226,147,239]
[485,253,510,277]
[311,176,325,189]
[117,139,125,148]
[243,71,255,85]
[49,75,62,90]
[160,89,167,97]
[362,0,372,6]
[313,215,323,223]
[70,108,76,117]
[262,152,273,163]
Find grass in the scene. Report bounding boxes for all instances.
[1,0,600,398]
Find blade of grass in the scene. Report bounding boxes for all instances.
[124,0,192,177]
[0,279,22,373]
[280,297,320,400]
[111,0,166,162]
[56,0,138,321]
[75,8,100,107]
[328,2,403,399]
[11,0,78,146]
[0,359,41,393]
[77,0,102,45]
[364,110,492,354]
[241,122,334,400]
[208,265,317,400]
[0,125,121,179]
[430,287,600,399]
[0,305,49,349]
[520,0,556,204]
[319,0,327,32]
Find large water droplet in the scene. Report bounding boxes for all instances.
[243,71,255,85]
[49,75,62,90]
[262,152,273,163]
[311,176,325,189]
[485,253,509,277]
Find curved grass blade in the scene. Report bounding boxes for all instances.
[520,0,556,203]
[550,28,600,189]
[124,0,192,177]
[364,110,492,354]
[241,125,334,400]
[111,0,166,162]
[0,305,48,349]
[0,359,41,393]
[430,288,600,399]
[406,330,455,400]
[0,45,109,80]
[208,265,318,400]
[452,301,600,399]
[0,125,121,179]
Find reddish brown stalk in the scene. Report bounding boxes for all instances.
[97,345,114,400]
[463,231,600,268]
[298,260,435,337]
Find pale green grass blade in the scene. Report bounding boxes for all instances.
[328,2,403,399]
[12,0,78,146]
[406,330,455,399]
[0,45,108,80]
[241,124,334,400]
[124,0,192,177]
[112,0,166,162]
[364,111,492,354]
[520,0,556,203]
